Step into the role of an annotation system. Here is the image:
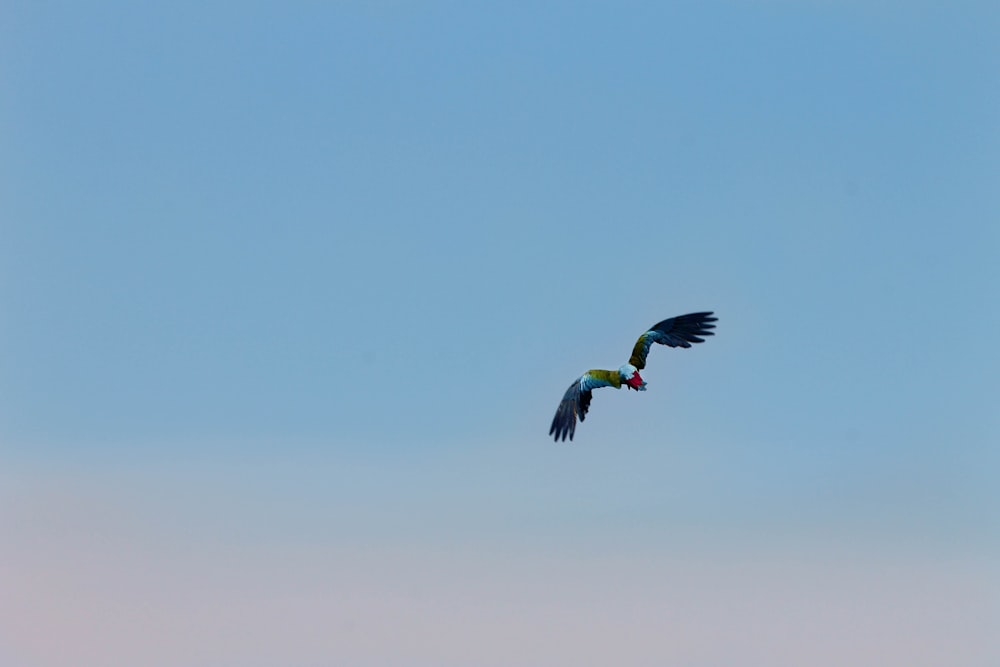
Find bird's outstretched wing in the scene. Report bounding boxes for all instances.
[549,371,618,442]
[628,312,717,370]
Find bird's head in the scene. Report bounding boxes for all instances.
[619,364,646,391]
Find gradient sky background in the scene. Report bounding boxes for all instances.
[2,1,999,666]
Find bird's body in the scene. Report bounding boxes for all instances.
[549,312,717,441]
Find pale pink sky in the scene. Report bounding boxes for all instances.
[2,465,997,667]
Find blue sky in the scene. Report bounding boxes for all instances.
[2,2,998,666]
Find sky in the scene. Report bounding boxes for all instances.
[1,1,999,665]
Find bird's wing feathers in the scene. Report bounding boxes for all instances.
[549,371,617,442]
[550,312,717,441]
[628,311,717,370]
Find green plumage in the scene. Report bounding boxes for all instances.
[629,334,655,370]
[586,369,622,388]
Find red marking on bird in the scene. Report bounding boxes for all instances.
[625,372,644,389]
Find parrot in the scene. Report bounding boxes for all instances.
[549,312,717,441]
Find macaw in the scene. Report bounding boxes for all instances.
[549,312,717,441]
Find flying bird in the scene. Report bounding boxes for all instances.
[549,312,717,441]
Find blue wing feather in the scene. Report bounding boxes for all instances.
[629,312,717,369]
[549,372,616,442]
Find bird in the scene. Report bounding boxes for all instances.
[549,312,717,442]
